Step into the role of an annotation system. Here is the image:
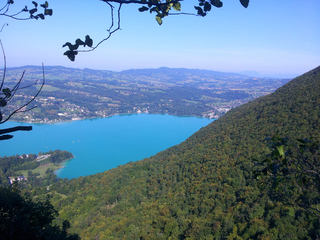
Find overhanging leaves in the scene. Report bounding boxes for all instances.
[35,13,44,20]
[194,6,205,16]
[85,35,93,47]
[240,0,249,8]
[32,1,38,7]
[204,2,212,12]
[0,97,7,107]
[138,6,149,12]
[173,2,181,11]
[62,0,250,61]
[64,50,78,62]
[40,1,49,9]
[210,0,223,8]
[44,9,52,16]
[156,15,162,25]
[75,39,85,46]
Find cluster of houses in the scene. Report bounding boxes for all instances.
[9,176,27,185]
[8,153,53,185]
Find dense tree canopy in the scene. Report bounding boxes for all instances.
[253,135,320,217]
[34,66,320,239]
[4,1,320,239]
[0,185,79,240]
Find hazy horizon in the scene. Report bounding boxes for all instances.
[5,64,301,79]
[1,0,319,77]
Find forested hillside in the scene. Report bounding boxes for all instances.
[37,66,320,239]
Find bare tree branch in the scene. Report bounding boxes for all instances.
[0,126,32,135]
[101,0,183,6]
[0,2,51,140]
[0,41,45,140]
[63,0,209,60]
[0,64,45,124]
[78,3,123,54]
[0,134,13,140]
[0,39,6,91]
[0,1,53,21]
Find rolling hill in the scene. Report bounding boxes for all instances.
[3,66,289,122]
[39,66,320,239]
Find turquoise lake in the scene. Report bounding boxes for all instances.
[1,114,214,179]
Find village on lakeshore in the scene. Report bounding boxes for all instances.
[4,66,290,123]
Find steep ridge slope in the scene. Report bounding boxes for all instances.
[48,66,320,239]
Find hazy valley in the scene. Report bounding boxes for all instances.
[3,66,290,122]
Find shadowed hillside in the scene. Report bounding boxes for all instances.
[42,66,320,239]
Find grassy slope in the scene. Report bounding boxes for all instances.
[47,66,320,239]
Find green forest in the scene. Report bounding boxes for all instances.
[0,0,318,239]
[3,66,317,239]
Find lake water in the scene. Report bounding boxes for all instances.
[1,114,214,179]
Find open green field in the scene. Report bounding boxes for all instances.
[36,85,60,92]
[19,163,61,177]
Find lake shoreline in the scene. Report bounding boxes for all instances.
[8,112,216,125]
[2,115,214,179]
[54,156,75,176]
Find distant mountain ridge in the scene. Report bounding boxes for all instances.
[120,67,251,80]
[240,70,296,79]
[44,66,320,239]
[6,65,273,81]
[6,65,297,81]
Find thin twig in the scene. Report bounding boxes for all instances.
[106,2,115,32]
[0,39,6,91]
[101,0,183,6]
[0,64,45,124]
[0,23,8,33]
[78,3,123,53]
[0,3,9,13]
[77,0,195,54]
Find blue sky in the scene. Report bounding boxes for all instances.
[0,0,319,77]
